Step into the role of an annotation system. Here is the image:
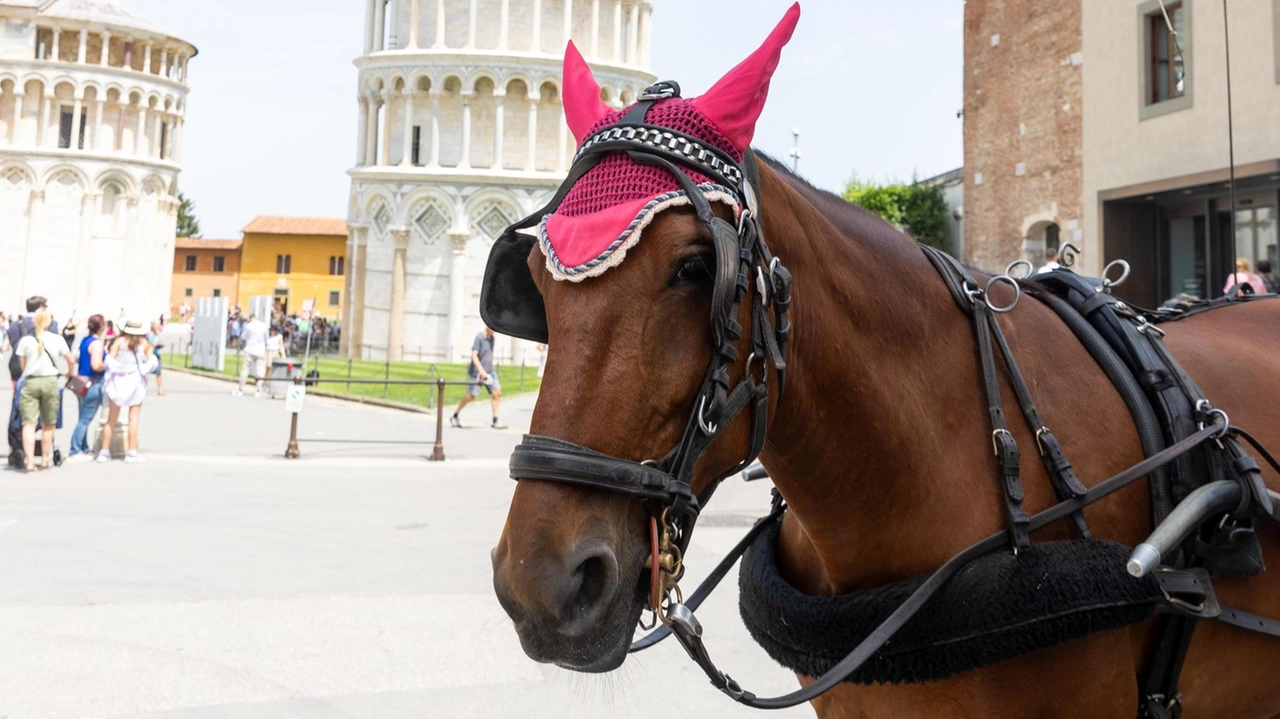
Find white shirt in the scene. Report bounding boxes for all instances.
[241,319,269,356]
[1036,261,1060,275]
[266,335,282,354]
[16,332,70,378]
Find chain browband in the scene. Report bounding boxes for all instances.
[505,81,792,626]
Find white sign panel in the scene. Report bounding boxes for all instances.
[285,385,306,414]
[249,296,273,323]
[191,297,229,372]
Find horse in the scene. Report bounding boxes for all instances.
[488,7,1280,718]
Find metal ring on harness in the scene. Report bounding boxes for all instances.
[697,395,719,436]
[1004,259,1034,279]
[984,275,1021,314]
[1099,260,1131,294]
[1059,241,1082,268]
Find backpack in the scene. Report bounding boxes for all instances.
[7,318,35,380]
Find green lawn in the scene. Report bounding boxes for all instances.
[164,351,541,409]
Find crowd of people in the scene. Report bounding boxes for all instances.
[225,304,340,356]
[3,296,162,471]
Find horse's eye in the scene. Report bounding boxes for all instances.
[672,255,713,286]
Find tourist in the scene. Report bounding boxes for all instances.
[267,325,287,360]
[98,318,158,464]
[105,320,117,339]
[1036,247,1060,274]
[234,313,269,397]
[14,309,74,472]
[68,314,107,460]
[61,314,78,345]
[147,321,166,397]
[1223,258,1267,296]
[1257,260,1279,294]
[7,296,59,383]
[451,327,505,429]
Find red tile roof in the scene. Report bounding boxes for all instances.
[175,238,242,250]
[242,216,350,237]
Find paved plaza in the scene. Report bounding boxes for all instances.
[0,370,813,718]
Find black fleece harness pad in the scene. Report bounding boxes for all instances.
[738,518,1162,685]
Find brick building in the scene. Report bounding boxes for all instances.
[964,0,1280,307]
[963,0,1083,273]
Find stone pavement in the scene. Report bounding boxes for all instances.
[0,371,814,718]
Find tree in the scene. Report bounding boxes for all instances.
[843,179,950,252]
[176,192,201,238]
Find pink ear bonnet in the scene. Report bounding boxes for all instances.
[540,3,800,281]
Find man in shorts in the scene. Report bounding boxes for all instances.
[451,327,505,429]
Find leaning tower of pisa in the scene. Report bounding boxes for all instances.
[345,0,656,363]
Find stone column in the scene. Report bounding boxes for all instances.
[400,89,415,166]
[447,231,468,361]
[557,118,567,172]
[459,93,472,169]
[349,225,369,358]
[563,0,573,45]
[135,104,147,157]
[433,0,446,48]
[160,48,168,76]
[409,0,421,48]
[77,29,87,64]
[532,0,542,53]
[340,229,357,356]
[525,94,537,170]
[612,0,622,62]
[73,192,97,311]
[388,227,409,362]
[123,37,132,70]
[387,0,398,48]
[38,94,51,148]
[364,0,377,54]
[373,0,385,51]
[71,94,83,150]
[21,190,44,299]
[87,98,101,152]
[492,91,505,170]
[378,90,392,166]
[364,93,379,164]
[498,0,509,49]
[590,0,600,58]
[639,1,651,66]
[100,31,110,65]
[50,27,60,62]
[356,96,368,165]
[466,0,477,48]
[173,116,184,161]
[628,1,639,63]
[428,92,441,167]
[10,92,21,146]
[142,43,152,74]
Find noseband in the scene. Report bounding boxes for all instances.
[480,81,793,622]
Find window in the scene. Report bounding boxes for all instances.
[184,287,193,297]
[212,288,222,298]
[338,256,345,275]
[213,255,225,273]
[184,255,197,272]
[1140,0,1192,118]
[328,255,345,275]
[328,290,340,306]
[58,108,72,149]
[411,126,422,166]
[276,254,292,274]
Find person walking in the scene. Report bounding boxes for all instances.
[98,318,157,463]
[147,321,165,397]
[68,314,107,460]
[1223,258,1267,296]
[451,327,505,429]
[234,314,269,397]
[1036,248,1061,274]
[14,309,74,472]
[1256,259,1279,294]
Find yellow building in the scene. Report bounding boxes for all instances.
[239,216,349,319]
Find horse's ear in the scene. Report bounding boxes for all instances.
[690,2,801,152]
[562,41,611,144]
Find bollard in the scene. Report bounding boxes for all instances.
[285,377,301,459]
[430,377,446,461]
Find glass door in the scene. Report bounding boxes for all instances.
[1235,206,1277,273]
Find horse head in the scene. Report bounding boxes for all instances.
[489,3,801,672]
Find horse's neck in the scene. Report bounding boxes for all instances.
[755,166,1002,595]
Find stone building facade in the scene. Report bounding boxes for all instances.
[345,0,657,363]
[962,0,1084,273]
[0,0,194,320]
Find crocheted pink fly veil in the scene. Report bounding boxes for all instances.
[539,3,800,281]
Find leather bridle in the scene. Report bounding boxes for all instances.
[481,81,793,621]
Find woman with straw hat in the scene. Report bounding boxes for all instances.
[98,318,157,463]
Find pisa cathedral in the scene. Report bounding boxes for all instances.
[345,0,656,362]
[0,0,193,320]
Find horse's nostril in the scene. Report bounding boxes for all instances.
[561,548,619,633]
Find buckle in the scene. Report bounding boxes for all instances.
[1153,567,1222,619]
[638,80,681,101]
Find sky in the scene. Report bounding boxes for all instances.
[124,0,964,239]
